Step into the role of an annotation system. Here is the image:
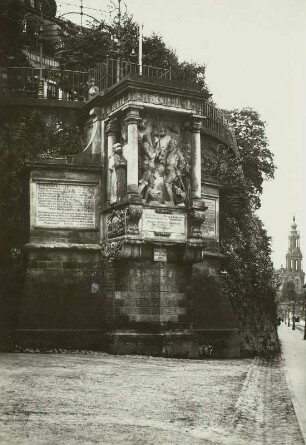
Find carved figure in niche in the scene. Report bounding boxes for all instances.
[146,163,166,204]
[164,138,186,205]
[108,210,125,238]
[152,122,171,160]
[138,133,160,199]
[109,143,127,204]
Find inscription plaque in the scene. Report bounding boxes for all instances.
[154,246,167,262]
[202,198,218,238]
[141,208,186,240]
[35,183,96,228]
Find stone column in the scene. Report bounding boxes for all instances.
[190,119,202,200]
[124,108,141,196]
[106,119,119,204]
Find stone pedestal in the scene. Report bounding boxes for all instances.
[99,259,198,358]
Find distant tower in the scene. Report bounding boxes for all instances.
[276,216,305,317]
[285,216,304,292]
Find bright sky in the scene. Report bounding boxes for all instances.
[57,0,306,268]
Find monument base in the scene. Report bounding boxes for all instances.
[106,330,199,358]
[15,329,104,350]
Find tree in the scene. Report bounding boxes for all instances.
[0,0,30,66]
[56,20,113,71]
[281,281,298,303]
[56,15,209,92]
[202,109,278,355]
[224,108,275,208]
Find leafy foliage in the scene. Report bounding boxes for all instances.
[224,108,275,208]
[0,0,29,66]
[56,15,209,91]
[202,110,278,354]
[281,281,298,303]
[56,20,113,71]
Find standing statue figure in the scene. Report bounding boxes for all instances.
[109,143,127,204]
[87,78,99,100]
[138,133,160,200]
[164,138,186,205]
[152,123,171,165]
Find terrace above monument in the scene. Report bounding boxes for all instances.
[0,58,237,152]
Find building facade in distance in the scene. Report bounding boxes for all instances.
[276,216,305,318]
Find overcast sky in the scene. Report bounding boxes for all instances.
[57,0,306,268]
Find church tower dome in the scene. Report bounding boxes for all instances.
[284,216,304,292]
[291,216,297,230]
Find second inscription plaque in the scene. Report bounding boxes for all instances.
[141,208,187,240]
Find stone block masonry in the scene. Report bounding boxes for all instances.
[99,260,192,328]
[16,247,102,350]
[96,259,197,358]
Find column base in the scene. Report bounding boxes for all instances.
[127,184,139,194]
[191,197,206,208]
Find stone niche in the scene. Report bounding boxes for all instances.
[17,74,240,357]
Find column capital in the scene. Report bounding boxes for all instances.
[124,107,142,125]
[106,118,120,135]
[189,118,203,132]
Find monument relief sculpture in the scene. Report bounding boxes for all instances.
[126,205,143,235]
[138,126,190,206]
[108,210,125,238]
[109,143,127,204]
[138,133,160,201]
[164,138,186,205]
[189,208,208,238]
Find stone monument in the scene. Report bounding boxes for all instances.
[16,72,240,357]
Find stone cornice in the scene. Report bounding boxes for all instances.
[80,76,237,153]
[83,74,211,112]
[24,243,100,251]
[28,160,101,172]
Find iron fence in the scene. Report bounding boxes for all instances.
[0,67,89,101]
[89,58,172,93]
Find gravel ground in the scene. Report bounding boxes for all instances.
[0,353,304,445]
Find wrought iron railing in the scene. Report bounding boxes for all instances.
[89,58,172,93]
[199,101,237,146]
[22,50,60,68]
[0,67,89,101]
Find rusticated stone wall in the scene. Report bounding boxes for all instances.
[96,257,197,357]
[99,260,192,328]
[16,247,102,349]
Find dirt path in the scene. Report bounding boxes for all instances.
[0,353,303,444]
